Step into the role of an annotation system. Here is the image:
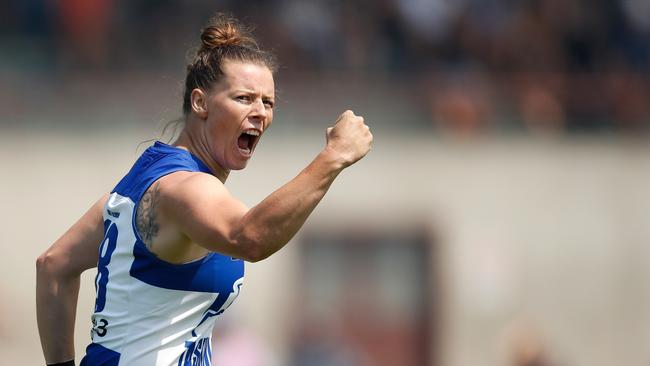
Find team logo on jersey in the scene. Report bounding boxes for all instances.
[177,277,243,365]
[178,337,211,366]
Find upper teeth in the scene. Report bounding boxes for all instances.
[244,130,260,136]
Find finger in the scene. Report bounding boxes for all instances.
[342,110,355,120]
[324,127,333,142]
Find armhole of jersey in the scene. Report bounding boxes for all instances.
[111,142,215,265]
[130,168,199,260]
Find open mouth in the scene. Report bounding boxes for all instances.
[237,129,260,155]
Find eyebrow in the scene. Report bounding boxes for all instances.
[234,89,275,100]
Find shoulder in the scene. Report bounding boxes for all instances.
[155,171,234,212]
[159,170,226,196]
[150,170,248,251]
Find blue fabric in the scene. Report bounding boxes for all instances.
[117,141,245,291]
[82,141,244,365]
[80,343,120,366]
[130,241,244,292]
[112,141,212,201]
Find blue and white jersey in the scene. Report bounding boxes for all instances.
[80,141,245,366]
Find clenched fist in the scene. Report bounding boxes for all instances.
[325,110,373,168]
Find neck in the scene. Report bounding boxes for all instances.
[172,127,230,183]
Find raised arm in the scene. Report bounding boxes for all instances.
[36,194,108,364]
[164,110,372,262]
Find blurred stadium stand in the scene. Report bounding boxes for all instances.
[1,0,648,134]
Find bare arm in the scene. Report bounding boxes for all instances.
[164,110,372,262]
[36,194,108,364]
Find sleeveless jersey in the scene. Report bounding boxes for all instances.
[80,141,245,366]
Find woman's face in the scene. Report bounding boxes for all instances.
[202,60,275,172]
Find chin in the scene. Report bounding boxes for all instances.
[229,160,250,171]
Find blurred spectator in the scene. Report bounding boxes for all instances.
[55,0,114,68]
[430,77,494,137]
[1,0,649,134]
[212,322,278,366]
[519,84,566,136]
[504,319,560,366]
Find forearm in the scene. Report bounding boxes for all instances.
[234,149,344,260]
[36,260,80,363]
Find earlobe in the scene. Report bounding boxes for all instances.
[190,89,208,119]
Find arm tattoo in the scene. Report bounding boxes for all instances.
[136,182,160,250]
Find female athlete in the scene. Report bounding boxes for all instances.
[36,14,372,366]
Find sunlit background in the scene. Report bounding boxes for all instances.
[1,1,649,365]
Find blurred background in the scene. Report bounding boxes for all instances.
[1,0,649,365]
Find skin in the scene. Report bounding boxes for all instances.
[36,194,108,364]
[36,59,373,363]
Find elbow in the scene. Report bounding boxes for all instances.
[243,248,271,263]
[238,241,270,263]
[230,233,271,263]
[36,250,56,279]
[36,252,53,288]
[36,249,69,280]
[36,251,50,273]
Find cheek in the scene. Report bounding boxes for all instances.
[208,106,241,134]
[265,112,274,128]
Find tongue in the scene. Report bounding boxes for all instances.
[238,134,251,151]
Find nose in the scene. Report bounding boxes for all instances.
[250,98,268,119]
[247,99,270,130]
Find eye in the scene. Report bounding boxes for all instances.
[235,95,251,103]
[263,99,275,109]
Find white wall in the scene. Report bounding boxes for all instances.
[2,129,649,365]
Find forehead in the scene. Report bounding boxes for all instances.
[220,60,275,96]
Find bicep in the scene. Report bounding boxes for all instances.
[40,193,108,276]
[162,174,249,256]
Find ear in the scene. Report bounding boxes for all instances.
[190,88,208,119]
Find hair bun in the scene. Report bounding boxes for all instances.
[199,14,257,52]
[183,13,276,115]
